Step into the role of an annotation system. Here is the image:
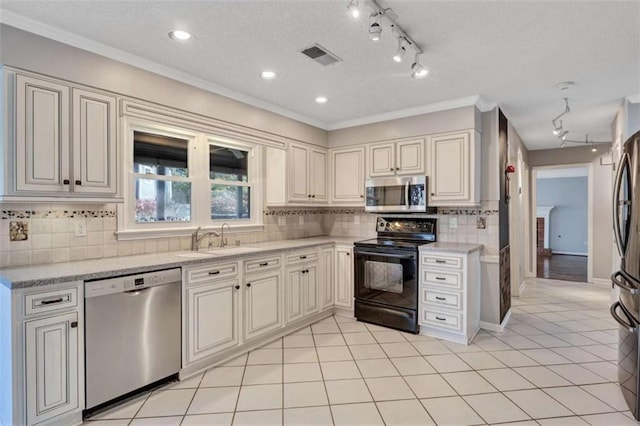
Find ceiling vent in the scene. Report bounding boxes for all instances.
[300,44,342,66]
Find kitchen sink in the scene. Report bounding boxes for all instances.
[205,247,261,256]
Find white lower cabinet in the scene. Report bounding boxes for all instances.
[335,245,354,310]
[285,264,319,324]
[244,270,283,341]
[25,312,80,425]
[418,249,481,344]
[320,247,335,310]
[185,279,240,365]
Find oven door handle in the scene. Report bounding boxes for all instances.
[355,251,415,260]
[611,301,636,333]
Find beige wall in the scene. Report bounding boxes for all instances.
[0,24,328,146]
[529,146,614,281]
[327,106,478,147]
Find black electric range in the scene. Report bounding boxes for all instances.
[353,217,437,333]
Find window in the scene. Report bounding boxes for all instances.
[133,132,191,223]
[119,120,262,238]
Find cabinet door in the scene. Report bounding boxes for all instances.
[186,280,239,364]
[397,139,425,175]
[368,143,395,177]
[430,133,470,203]
[288,143,309,202]
[331,147,365,203]
[25,312,79,425]
[335,247,354,309]
[244,272,283,340]
[15,74,70,193]
[304,265,319,315]
[265,147,287,205]
[72,89,117,194]
[309,149,327,202]
[320,248,335,310]
[285,267,303,324]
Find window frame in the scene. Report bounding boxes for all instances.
[117,118,263,240]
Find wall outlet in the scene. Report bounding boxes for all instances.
[354,215,360,224]
[450,217,458,229]
[278,216,286,227]
[299,216,304,225]
[74,220,87,237]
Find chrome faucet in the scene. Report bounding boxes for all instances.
[191,226,220,251]
[219,223,231,248]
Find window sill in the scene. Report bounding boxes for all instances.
[116,224,264,241]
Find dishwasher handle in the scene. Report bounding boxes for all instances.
[124,287,152,295]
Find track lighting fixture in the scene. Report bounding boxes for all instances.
[591,144,598,152]
[560,131,569,141]
[347,0,429,79]
[551,98,570,137]
[411,54,429,79]
[369,13,382,41]
[347,0,360,18]
[393,37,407,62]
[559,134,612,150]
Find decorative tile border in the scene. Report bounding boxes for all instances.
[437,208,499,216]
[1,209,116,220]
[263,208,362,216]
[264,206,499,216]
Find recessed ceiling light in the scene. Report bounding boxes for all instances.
[315,96,328,104]
[168,30,192,42]
[259,71,276,80]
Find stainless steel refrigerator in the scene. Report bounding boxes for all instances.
[611,130,640,419]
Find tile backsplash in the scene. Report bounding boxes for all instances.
[0,201,498,268]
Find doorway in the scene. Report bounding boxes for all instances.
[532,165,592,283]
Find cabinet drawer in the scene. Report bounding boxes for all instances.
[186,262,238,285]
[421,254,462,269]
[285,250,319,265]
[245,256,282,274]
[422,270,462,290]
[24,287,78,316]
[421,309,463,332]
[422,289,462,310]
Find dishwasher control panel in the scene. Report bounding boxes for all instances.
[85,268,182,298]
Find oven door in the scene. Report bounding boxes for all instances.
[354,247,417,310]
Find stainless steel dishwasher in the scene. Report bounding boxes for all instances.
[84,268,181,410]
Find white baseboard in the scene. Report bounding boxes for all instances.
[480,308,512,333]
[552,251,588,256]
[591,278,611,288]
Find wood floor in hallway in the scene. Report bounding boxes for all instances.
[537,254,588,283]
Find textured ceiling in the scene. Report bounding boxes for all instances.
[0,0,638,150]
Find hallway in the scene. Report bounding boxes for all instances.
[537,254,588,283]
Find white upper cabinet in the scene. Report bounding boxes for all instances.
[265,147,287,205]
[3,70,120,202]
[367,138,425,178]
[330,146,365,204]
[429,131,480,206]
[287,142,327,204]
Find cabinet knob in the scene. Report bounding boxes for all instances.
[246,283,251,287]
[70,321,78,328]
[346,253,350,256]
[312,195,316,198]
[63,179,70,185]
[431,193,435,196]
[308,194,312,198]
[390,168,394,171]
[75,180,82,185]
[235,285,240,290]
[396,167,400,171]
[360,195,364,198]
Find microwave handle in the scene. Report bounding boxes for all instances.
[405,181,410,209]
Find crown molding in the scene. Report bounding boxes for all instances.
[627,94,640,103]
[0,9,328,130]
[475,97,497,112]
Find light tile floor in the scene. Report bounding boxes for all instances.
[85,278,638,425]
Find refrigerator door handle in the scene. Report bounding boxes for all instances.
[611,301,636,333]
[612,270,639,295]
[613,153,630,256]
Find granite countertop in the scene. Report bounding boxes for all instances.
[419,242,482,254]
[0,237,359,290]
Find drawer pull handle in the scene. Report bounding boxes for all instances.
[435,316,446,321]
[259,262,269,266]
[300,255,307,259]
[435,277,446,281]
[70,321,78,328]
[208,271,220,275]
[63,179,70,185]
[75,180,82,185]
[41,298,64,305]
[435,296,446,301]
[435,260,446,264]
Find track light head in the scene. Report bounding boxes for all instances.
[411,54,429,79]
[559,131,569,141]
[347,0,360,18]
[560,142,567,148]
[591,144,597,152]
[369,14,382,41]
[393,37,407,62]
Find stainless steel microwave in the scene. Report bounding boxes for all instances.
[364,176,428,212]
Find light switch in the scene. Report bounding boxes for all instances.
[278,216,286,227]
